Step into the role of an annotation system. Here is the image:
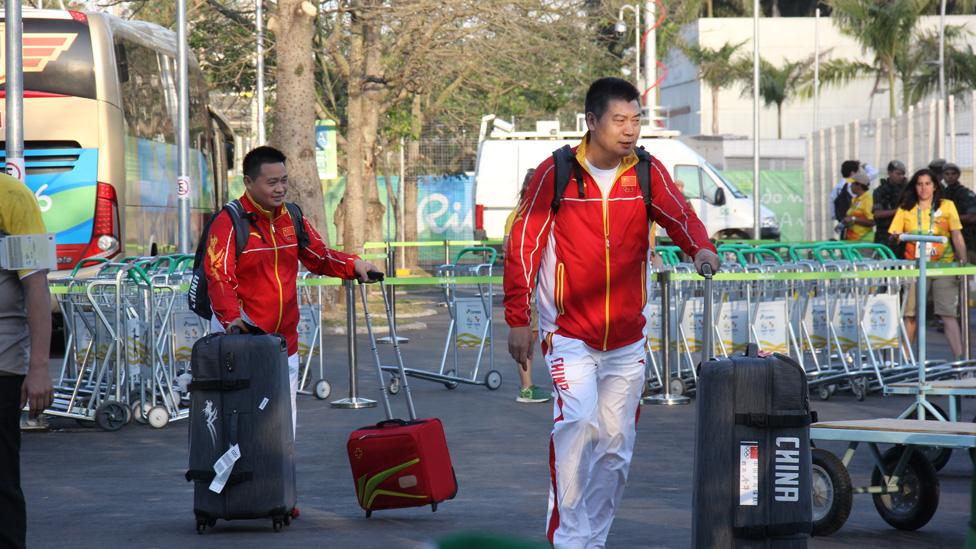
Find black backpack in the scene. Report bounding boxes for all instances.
[833,185,852,224]
[550,144,654,216]
[187,199,310,320]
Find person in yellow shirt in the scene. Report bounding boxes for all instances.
[889,168,968,359]
[0,172,54,549]
[842,175,875,241]
[503,169,550,403]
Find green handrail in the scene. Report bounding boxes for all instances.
[70,257,110,277]
[453,246,497,265]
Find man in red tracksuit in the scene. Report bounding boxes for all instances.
[505,78,719,548]
[204,146,377,436]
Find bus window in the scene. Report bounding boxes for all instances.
[0,17,96,99]
[115,38,174,143]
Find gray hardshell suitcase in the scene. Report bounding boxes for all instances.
[692,345,814,547]
[692,270,814,548]
[186,333,296,533]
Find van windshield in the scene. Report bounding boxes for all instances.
[704,161,747,198]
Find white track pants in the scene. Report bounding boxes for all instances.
[542,333,645,549]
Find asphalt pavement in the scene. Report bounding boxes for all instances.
[21,290,975,548]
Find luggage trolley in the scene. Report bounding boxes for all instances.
[296,270,331,400]
[384,247,501,392]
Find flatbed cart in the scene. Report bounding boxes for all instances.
[808,418,976,535]
[383,246,502,392]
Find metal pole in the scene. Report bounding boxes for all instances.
[644,271,689,405]
[256,0,266,144]
[752,0,760,240]
[4,0,25,183]
[962,270,970,360]
[644,0,656,111]
[176,0,192,254]
[814,9,820,132]
[852,120,860,159]
[819,129,827,240]
[398,136,406,270]
[907,105,915,172]
[331,280,376,408]
[939,0,947,116]
[874,118,882,171]
[937,98,945,160]
[928,100,937,163]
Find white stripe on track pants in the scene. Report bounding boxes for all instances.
[542,332,645,549]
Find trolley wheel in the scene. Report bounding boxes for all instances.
[388,376,401,395]
[196,520,206,535]
[811,448,853,536]
[443,370,459,390]
[485,370,502,391]
[147,405,169,429]
[851,377,867,401]
[94,400,128,432]
[131,400,150,425]
[314,379,332,400]
[871,446,940,531]
[817,385,832,401]
[911,403,953,471]
[669,377,686,397]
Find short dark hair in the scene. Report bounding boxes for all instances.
[585,78,641,121]
[243,146,287,180]
[900,168,944,211]
[840,160,860,178]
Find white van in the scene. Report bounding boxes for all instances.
[473,116,779,241]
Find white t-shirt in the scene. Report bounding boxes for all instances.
[585,159,620,198]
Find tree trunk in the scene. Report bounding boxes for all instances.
[887,61,897,119]
[706,0,713,18]
[404,95,423,268]
[271,0,326,237]
[362,13,385,245]
[338,2,367,254]
[711,84,720,135]
[777,102,783,139]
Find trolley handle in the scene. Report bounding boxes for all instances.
[70,257,109,277]
[172,255,196,274]
[453,246,497,265]
[898,234,948,244]
[125,263,152,286]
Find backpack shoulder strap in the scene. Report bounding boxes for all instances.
[224,199,250,258]
[284,202,311,248]
[635,146,653,217]
[551,145,585,214]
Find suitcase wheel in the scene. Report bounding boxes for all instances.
[365,509,372,518]
[272,518,284,532]
[431,502,438,513]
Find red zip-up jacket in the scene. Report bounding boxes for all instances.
[204,193,359,355]
[504,138,714,351]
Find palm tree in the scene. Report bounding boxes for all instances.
[681,40,750,135]
[741,57,810,139]
[897,24,975,107]
[830,0,924,118]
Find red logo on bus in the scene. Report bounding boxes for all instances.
[0,31,78,85]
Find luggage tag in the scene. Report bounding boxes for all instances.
[209,443,242,494]
[0,233,57,271]
[739,441,759,506]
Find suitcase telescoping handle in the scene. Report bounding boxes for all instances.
[358,278,418,422]
[700,263,714,364]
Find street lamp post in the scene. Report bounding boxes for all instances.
[5,0,24,183]
[616,4,641,94]
[752,0,761,240]
[176,0,191,254]
[256,0,266,144]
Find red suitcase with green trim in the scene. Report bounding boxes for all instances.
[346,277,457,516]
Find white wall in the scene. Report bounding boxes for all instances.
[660,15,976,139]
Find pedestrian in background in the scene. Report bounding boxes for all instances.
[889,168,968,360]
[503,168,551,404]
[942,162,976,264]
[873,160,908,257]
[0,172,54,549]
[842,172,875,241]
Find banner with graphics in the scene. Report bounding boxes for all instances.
[679,297,704,353]
[801,296,828,349]
[455,297,489,349]
[417,174,474,241]
[645,303,664,352]
[315,120,338,180]
[831,298,860,352]
[753,300,788,353]
[297,306,321,358]
[172,311,206,362]
[718,298,750,354]
[725,170,804,242]
[862,294,900,348]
